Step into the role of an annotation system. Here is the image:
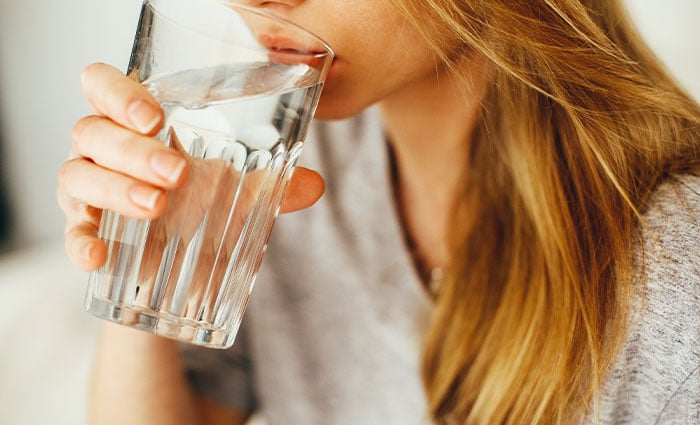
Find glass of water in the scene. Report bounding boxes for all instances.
[85,0,333,348]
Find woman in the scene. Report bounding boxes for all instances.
[58,0,700,424]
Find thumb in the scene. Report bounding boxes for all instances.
[280,167,325,213]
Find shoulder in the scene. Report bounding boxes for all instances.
[639,174,700,297]
[642,173,700,240]
[594,174,700,424]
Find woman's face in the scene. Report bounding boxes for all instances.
[247,0,441,119]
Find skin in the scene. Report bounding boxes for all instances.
[57,0,490,423]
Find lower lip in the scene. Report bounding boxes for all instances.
[268,49,327,70]
[258,35,337,84]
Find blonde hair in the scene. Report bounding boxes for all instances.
[388,0,700,423]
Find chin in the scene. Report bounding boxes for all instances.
[312,91,369,121]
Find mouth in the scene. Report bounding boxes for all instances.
[258,35,329,56]
[258,34,333,70]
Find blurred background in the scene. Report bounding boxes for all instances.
[0,0,698,424]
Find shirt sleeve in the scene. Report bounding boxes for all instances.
[179,322,258,413]
[590,175,700,424]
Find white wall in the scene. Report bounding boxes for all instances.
[624,0,700,97]
[0,0,142,249]
[0,0,698,249]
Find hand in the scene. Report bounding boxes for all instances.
[58,62,325,272]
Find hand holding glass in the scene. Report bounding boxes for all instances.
[85,0,333,348]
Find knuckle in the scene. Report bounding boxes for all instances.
[80,62,106,87]
[64,228,84,264]
[57,158,81,185]
[71,115,100,153]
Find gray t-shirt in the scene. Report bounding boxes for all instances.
[182,109,700,424]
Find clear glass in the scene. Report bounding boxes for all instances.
[85,0,333,349]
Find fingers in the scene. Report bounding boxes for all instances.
[58,156,170,270]
[81,62,163,135]
[58,158,169,222]
[59,163,324,269]
[65,61,168,271]
[68,62,323,278]
[64,221,108,271]
[72,115,188,189]
[280,167,325,213]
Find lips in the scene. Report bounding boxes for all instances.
[258,34,329,54]
[258,34,333,72]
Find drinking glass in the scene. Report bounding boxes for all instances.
[85,0,333,349]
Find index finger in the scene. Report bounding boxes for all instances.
[81,62,163,135]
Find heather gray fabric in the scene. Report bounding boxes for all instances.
[181,108,700,424]
[582,175,700,425]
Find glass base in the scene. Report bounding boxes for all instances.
[86,296,237,349]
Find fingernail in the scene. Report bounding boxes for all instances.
[127,100,161,134]
[150,151,187,184]
[129,185,162,210]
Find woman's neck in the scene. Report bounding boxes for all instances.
[379,57,489,272]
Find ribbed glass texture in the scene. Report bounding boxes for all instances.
[84,0,331,348]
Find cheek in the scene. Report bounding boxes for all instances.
[307,5,436,119]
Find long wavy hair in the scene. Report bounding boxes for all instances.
[387,0,700,423]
